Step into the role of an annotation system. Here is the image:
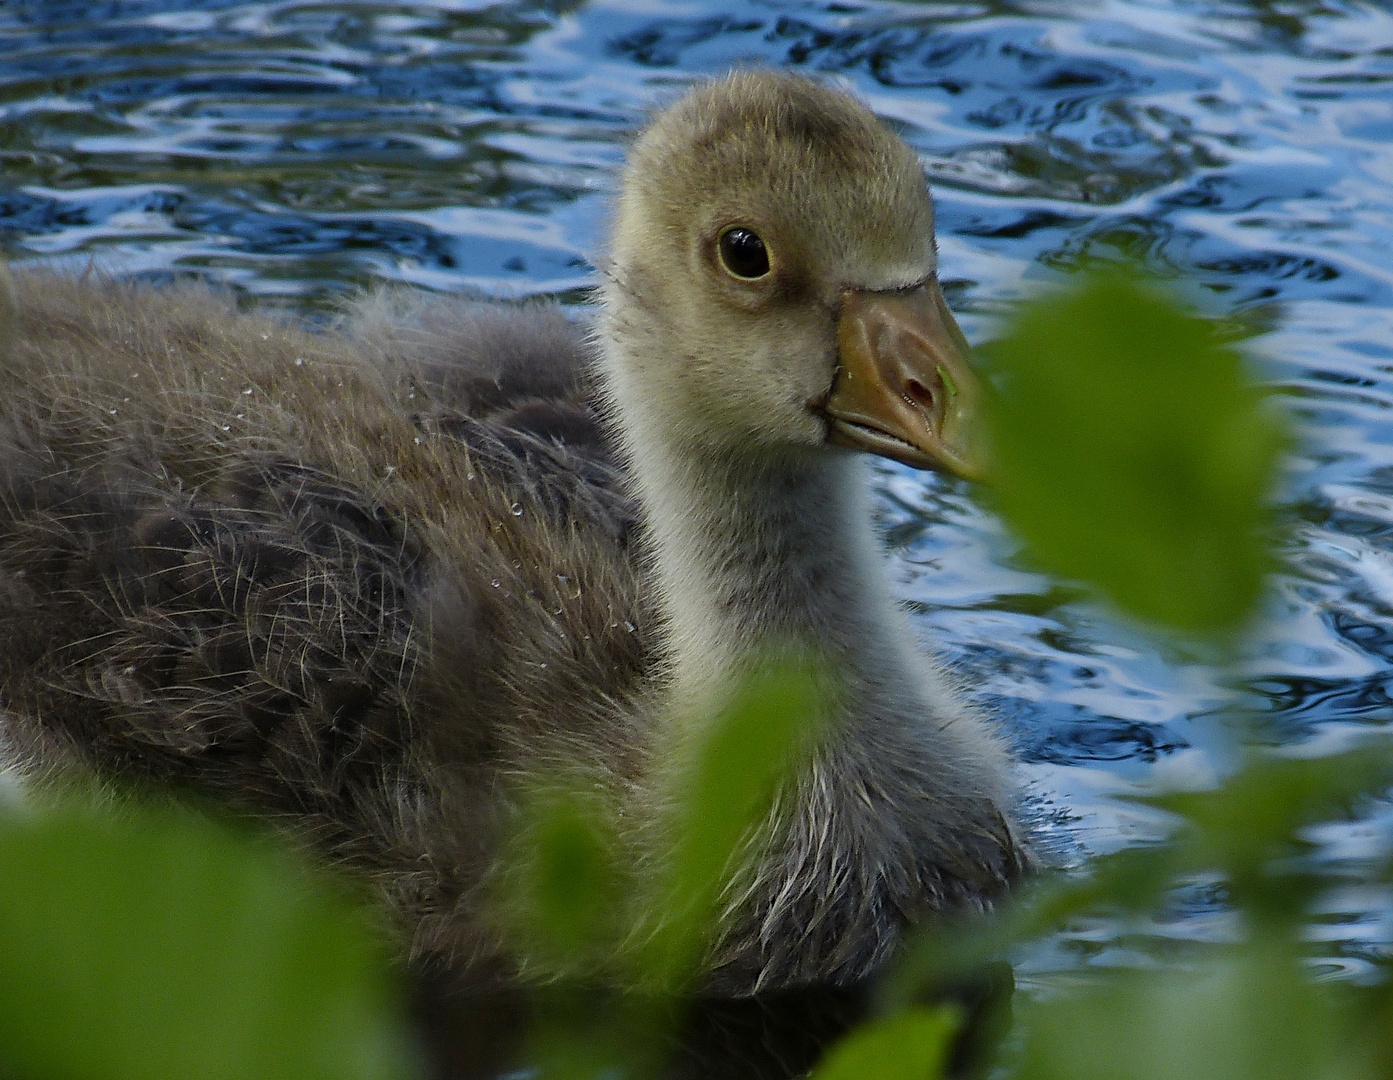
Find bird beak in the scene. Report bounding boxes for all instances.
[823,279,985,482]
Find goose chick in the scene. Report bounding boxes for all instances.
[0,70,1027,997]
[596,71,1025,992]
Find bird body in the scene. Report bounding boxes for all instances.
[0,72,1026,997]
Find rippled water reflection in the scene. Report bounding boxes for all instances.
[3,0,1393,984]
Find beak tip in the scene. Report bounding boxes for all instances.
[939,442,988,484]
[954,457,989,485]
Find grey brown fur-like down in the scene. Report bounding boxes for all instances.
[0,72,1030,999]
[0,271,650,975]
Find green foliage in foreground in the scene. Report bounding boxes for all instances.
[811,1007,958,1080]
[0,800,414,1080]
[498,655,826,988]
[1017,944,1370,1080]
[644,654,828,988]
[984,272,1288,637]
[4,269,1392,1080]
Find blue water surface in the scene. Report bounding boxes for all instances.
[3,0,1393,986]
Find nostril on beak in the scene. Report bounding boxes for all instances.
[904,377,941,419]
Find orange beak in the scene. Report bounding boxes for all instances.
[824,279,985,482]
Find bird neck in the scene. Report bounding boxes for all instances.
[610,395,917,717]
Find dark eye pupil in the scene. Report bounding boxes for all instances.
[719,228,769,279]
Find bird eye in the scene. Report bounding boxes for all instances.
[717,227,770,279]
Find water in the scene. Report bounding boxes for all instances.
[3,0,1393,988]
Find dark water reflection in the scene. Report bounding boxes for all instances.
[3,0,1393,1005]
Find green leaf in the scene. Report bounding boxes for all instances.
[643,650,830,987]
[526,989,666,1080]
[0,801,413,1080]
[1151,746,1393,855]
[883,845,1181,1013]
[888,741,1393,998]
[984,270,1289,637]
[500,785,623,975]
[1143,742,1393,920]
[810,1006,958,1080]
[1016,943,1370,1080]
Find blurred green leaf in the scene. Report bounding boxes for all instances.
[891,742,1393,1022]
[501,786,623,975]
[1352,974,1393,1079]
[985,271,1289,637]
[1016,942,1370,1080]
[883,846,1182,1018]
[810,1006,958,1080]
[1144,742,1393,920]
[0,801,413,1080]
[1149,744,1393,853]
[645,651,829,988]
[526,989,666,1080]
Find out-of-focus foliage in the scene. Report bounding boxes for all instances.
[0,799,414,1080]
[1145,744,1393,922]
[642,652,828,989]
[1016,943,1371,1080]
[984,269,1288,638]
[500,785,622,978]
[497,651,827,987]
[809,1007,958,1080]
